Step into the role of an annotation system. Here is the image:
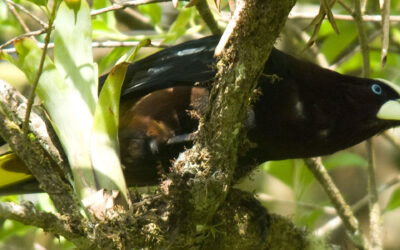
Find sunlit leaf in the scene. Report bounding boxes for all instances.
[93,0,116,29]
[263,160,295,187]
[27,0,47,7]
[138,4,162,25]
[91,62,129,202]
[52,0,98,198]
[0,220,33,241]
[323,152,368,169]
[320,21,358,63]
[98,47,131,73]
[385,187,400,212]
[263,160,314,199]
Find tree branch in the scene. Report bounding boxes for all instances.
[305,157,370,249]
[315,174,400,237]
[194,0,222,35]
[0,80,79,216]
[160,0,301,248]
[353,0,383,248]
[0,201,94,249]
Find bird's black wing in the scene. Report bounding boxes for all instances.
[99,36,220,99]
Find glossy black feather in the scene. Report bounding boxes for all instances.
[112,36,400,184]
[99,36,219,99]
[2,36,400,191]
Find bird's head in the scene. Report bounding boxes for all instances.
[253,56,400,160]
[373,78,400,122]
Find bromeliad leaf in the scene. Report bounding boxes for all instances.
[91,62,129,204]
[52,0,98,198]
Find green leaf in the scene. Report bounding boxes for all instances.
[99,38,150,74]
[99,47,131,73]
[52,0,98,198]
[296,207,324,228]
[3,39,93,174]
[37,193,56,213]
[92,19,115,39]
[0,220,33,241]
[263,160,295,187]
[320,21,358,63]
[93,0,116,29]
[91,62,129,202]
[164,8,193,43]
[323,152,368,170]
[126,39,151,62]
[92,19,126,40]
[385,187,400,212]
[27,0,47,7]
[263,160,314,199]
[138,3,162,25]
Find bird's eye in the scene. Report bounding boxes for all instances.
[371,84,382,95]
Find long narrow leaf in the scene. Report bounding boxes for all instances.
[91,62,129,203]
[50,0,98,198]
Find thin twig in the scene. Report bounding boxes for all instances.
[0,201,92,248]
[285,22,330,68]
[304,157,370,249]
[194,0,222,35]
[380,0,390,68]
[90,0,169,16]
[383,131,400,154]
[316,175,400,236]
[330,30,380,70]
[111,0,158,28]
[122,8,152,26]
[366,140,383,249]
[0,28,46,51]
[361,0,368,13]
[353,0,382,248]
[290,12,400,22]
[2,40,168,53]
[6,0,36,42]
[5,0,48,27]
[337,0,353,14]
[304,0,338,47]
[1,0,171,51]
[353,0,370,76]
[23,3,57,134]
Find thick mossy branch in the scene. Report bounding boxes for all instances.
[0,80,79,216]
[172,0,297,223]
[155,0,312,248]
[0,201,94,249]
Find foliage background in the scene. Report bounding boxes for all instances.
[0,0,400,249]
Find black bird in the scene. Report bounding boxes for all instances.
[1,36,400,192]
